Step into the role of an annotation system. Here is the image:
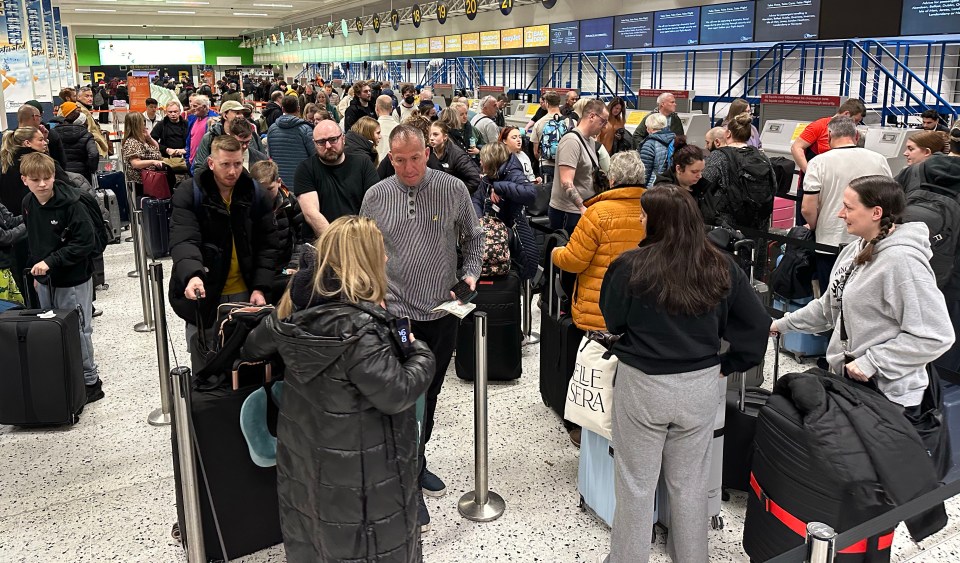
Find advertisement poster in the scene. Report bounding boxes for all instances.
[25,0,52,102]
[41,0,59,91]
[1,0,35,111]
[52,6,66,88]
[127,73,150,113]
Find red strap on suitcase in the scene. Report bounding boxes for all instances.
[749,472,894,554]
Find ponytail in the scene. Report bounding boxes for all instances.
[855,215,895,266]
[0,127,38,173]
[848,175,905,266]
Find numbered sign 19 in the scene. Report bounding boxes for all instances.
[437,2,448,24]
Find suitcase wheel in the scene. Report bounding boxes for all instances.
[578,495,584,510]
[651,526,657,544]
[711,515,724,530]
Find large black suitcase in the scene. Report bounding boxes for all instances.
[455,271,523,381]
[96,171,128,222]
[0,308,85,426]
[141,197,171,259]
[539,238,583,419]
[171,384,283,560]
[743,387,895,562]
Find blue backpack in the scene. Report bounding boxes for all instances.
[539,115,571,161]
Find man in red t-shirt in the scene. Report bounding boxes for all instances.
[789,99,867,224]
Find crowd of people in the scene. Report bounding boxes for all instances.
[3,73,960,563]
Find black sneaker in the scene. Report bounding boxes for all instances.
[85,379,105,404]
[95,283,109,291]
[92,307,103,318]
[418,492,431,534]
[421,467,447,498]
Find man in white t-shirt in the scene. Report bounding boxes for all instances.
[802,115,892,290]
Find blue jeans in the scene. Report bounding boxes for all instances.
[548,206,581,234]
[37,279,99,385]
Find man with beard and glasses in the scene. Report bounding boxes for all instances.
[294,120,379,239]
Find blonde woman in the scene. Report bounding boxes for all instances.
[345,115,381,164]
[121,112,165,201]
[242,215,436,562]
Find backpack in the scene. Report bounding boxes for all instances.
[900,183,960,288]
[769,226,816,299]
[93,88,105,107]
[715,146,777,230]
[76,189,111,255]
[610,128,633,155]
[539,115,571,161]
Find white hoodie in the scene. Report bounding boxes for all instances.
[779,222,955,407]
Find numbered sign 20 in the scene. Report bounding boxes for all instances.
[465,0,478,20]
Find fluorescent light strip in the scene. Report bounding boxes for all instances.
[253,3,293,6]
[233,12,268,16]
[159,10,195,14]
[165,1,209,4]
[75,8,117,11]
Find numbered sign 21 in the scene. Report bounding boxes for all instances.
[501,0,514,16]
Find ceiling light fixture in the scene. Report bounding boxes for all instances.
[165,1,209,4]
[159,10,195,14]
[253,3,293,7]
[233,12,268,16]
[74,8,117,12]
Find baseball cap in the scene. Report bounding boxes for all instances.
[220,100,245,113]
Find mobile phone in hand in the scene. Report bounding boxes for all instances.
[395,316,414,353]
[450,279,478,304]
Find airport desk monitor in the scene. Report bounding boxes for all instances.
[679,113,711,149]
[506,103,533,127]
[508,99,524,117]
[433,83,455,102]
[863,127,912,172]
[760,119,811,162]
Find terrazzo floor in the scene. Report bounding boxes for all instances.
[1,239,959,562]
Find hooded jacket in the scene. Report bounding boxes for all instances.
[638,129,675,186]
[273,185,303,270]
[779,222,955,407]
[168,169,281,327]
[343,130,377,164]
[240,291,435,563]
[21,181,96,287]
[553,186,646,331]
[434,139,480,194]
[267,115,317,187]
[344,96,376,132]
[55,122,98,179]
[0,202,26,270]
[150,115,189,157]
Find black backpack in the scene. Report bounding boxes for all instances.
[769,226,816,300]
[900,183,960,288]
[611,128,634,155]
[716,146,777,230]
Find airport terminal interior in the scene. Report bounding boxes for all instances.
[5,0,960,561]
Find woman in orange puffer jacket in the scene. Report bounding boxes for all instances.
[552,150,647,331]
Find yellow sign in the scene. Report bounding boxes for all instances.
[480,31,500,51]
[391,41,403,57]
[445,34,461,53]
[369,43,380,58]
[360,43,370,58]
[403,40,416,55]
[501,27,523,50]
[524,25,550,48]
[792,122,810,141]
[416,38,430,55]
[461,32,480,51]
[430,36,445,53]
[626,111,649,126]
[526,104,541,117]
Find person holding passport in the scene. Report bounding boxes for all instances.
[361,123,484,533]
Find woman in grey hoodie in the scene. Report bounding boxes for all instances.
[772,175,955,409]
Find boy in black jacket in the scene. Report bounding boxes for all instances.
[21,152,103,403]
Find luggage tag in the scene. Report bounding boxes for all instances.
[491,203,501,213]
[37,311,57,318]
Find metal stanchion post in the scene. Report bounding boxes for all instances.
[133,210,155,333]
[805,522,837,563]
[170,366,206,562]
[458,312,506,522]
[147,263,172,426]
[522,279,540,345]
[125,181,136,246]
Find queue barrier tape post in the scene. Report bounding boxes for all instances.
[522,279,540,345]
[170,365,206,562]
[126,181,138,265]
[805,522,837,563]
[132,210,155,333]
[458,311,506,522]
[147,262,172,427]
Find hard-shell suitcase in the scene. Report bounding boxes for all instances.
[657,377,727,531]
[99,188,122,244]
[0,307,86,426]
[774,295,829,360]
[171,384,283,560]
[455,271,523,381]
[942,380,960,482]
[723,335,780,493]
[743,385,895,563]
[539,236,583,419]
[96,171,128,222]
[141,197,171,259]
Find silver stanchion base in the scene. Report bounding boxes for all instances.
[134,322,155,333]
[458,490,505,522]
[147,408,172,426]
[125,236,133,243]
[128,270,139,278]
[522,332,541,346]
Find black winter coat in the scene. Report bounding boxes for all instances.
[262,102,283,127]
[55,122,98,179]
[343,130,377,164]
[273,186,303,270]
[0,202,25,269]
[168,169,281,327]
[433,140,481,194]
[344,97,376,132]
[150,117,189,157]
[241,296,435,563]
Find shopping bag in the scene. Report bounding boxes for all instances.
[564,333,618,440]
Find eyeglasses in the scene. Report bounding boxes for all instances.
[590,112,608,127]
[234,137,251,148]
[313,133,343,147]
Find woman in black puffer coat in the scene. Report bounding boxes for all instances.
[55,108,99,181]
[472,143,539,280]
[429,121,481,194]
[242,216,435,563]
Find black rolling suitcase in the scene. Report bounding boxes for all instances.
[96,171,128,222]
[539,234,583,419]
[171,383,283,560]
[455,271,523,381]
[0,281,86,426]
[141,197,171,259]
[743,382,896,563]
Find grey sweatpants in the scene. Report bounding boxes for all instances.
[37,279,99,386]
[609,362,720,563]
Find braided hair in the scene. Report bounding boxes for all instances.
[849,175,905,266]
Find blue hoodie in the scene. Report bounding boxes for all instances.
[267,115,317,186]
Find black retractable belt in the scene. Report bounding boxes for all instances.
[737,226,844,256]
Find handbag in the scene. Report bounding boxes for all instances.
[141,167,171,199]
[564,332,619,439]
[480,191,511,277]
[162,156,189,174]
[905,365,951,480]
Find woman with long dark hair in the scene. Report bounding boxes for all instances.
[598,97,626,154]
[599,185,768,563]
